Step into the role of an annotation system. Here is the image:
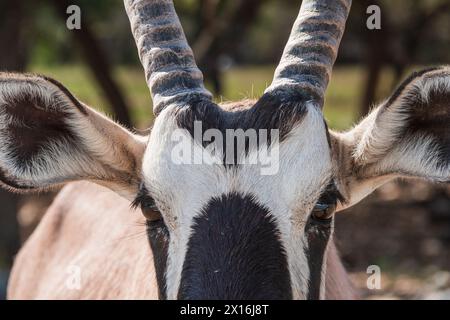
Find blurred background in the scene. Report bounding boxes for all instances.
[0,0,449,299]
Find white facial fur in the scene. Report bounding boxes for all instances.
[142,104,333,299]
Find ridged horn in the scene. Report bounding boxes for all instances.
[265,0,352,108]
[124,0,213,115]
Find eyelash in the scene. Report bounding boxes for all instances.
[131,184,156,210]
[131,195,152,210]
[317,181,344,205]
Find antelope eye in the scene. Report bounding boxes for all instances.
[312,181,342,221]
[312,202,336,221]
[132,189,163,222]
[140,198,162,222]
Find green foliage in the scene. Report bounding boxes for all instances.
[26,0,450,66]
[29,4,74,66]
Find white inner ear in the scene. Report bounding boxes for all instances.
[353,102,409,165]
[364,133,449,181]
[335,175,393,212]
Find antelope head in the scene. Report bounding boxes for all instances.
[0,0,448,300]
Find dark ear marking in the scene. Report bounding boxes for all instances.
[333,67,449,210]
[40,75,88,115]
[375,67,450,166]
[0,73,87,115]
[3,90,80,169]
[391,68,450,168]
[344,66,450,193]
[0,72,145,195]
[0,73,86,176]
[405,74,450,169]
[383,67,441,110]
[0,167,35,191]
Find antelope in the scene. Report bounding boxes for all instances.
[0,0,449,300]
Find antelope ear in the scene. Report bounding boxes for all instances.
[0,73,146,200]
[332,67,450,211]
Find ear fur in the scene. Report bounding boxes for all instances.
[332,67,450,210]
[0,73,146,200]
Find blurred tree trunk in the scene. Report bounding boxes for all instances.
[0,192,20,266]
[49,0,133,128]
[391,1,450,85]
[192,0,222,93]
[359,0,389,118]
[360,43,384,117]
[193,0,266,95]
[0,0,28,266]
[360,0,450,118]
[0,0,29,71]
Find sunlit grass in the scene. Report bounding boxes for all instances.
[29,64,153,129]
[220,65,369,130]
[29,63,397,131]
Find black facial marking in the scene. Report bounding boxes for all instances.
[146,219,170,300]
[178,193,292,300]
[175,92,309,165]
[305,215,333,300]
[135,183,169,299]
[305,181,339,300]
